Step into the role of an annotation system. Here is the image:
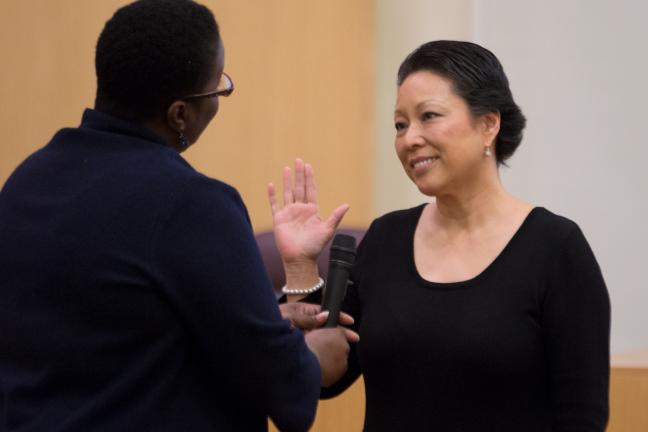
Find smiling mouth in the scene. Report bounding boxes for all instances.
[411,157,439,169]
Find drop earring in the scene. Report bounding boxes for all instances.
[178,131,188,149]
[484,146,492,157]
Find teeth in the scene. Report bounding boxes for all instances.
[412,157,437,168]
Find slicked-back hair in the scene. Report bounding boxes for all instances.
[397,40,526,165]
[95,0,220,122]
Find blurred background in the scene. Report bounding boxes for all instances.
[2,1,647,430]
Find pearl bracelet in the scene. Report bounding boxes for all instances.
[281,277,324,295]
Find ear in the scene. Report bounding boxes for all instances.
[480,111,501,147]
[166,100,188,134]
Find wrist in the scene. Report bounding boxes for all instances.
[283,259,320,289]
[281,277,324,296]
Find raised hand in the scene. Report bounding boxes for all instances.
[267,159,349,265]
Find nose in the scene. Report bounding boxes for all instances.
[402,122,425,149]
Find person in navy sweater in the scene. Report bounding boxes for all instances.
[0,1,357,431]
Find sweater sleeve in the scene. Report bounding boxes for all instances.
[542,225,610,431]
[149,177,320,432]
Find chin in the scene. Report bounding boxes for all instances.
[414,182,441,198]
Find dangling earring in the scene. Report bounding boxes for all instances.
[484,146,492,157]
[178,131,188,149]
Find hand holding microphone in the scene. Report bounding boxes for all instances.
[303,234,359,387]
[267,160,359,386]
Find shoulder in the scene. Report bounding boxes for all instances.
[169,174,246,220]
[525,207,598,269]
[525,207,583,246]
[357,204,425,252]
[370,203,426,232]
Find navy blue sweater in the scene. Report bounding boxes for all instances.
[0,109,320,431]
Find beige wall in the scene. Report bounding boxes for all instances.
[373,0,472,217]
[0,1,129,191]
[0,1,373,431]
[473,0,648,355]
[0,0,374,232]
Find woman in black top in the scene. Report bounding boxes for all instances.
[269,41,610,431]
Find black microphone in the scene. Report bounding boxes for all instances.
[321,234,357,328]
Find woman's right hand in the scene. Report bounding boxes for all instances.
[267,159,349,265]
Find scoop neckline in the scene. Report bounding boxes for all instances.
[407,204,542,289]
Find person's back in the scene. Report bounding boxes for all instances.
[0,109,321,431]
[0,1,365,429]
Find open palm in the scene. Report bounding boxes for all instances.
[268,159,349,263]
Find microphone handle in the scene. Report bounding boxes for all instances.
[322,262,351,328]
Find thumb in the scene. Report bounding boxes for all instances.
[325,204,350,230]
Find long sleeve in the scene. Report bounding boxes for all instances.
[543,226,610,431]
[150,177,320,432]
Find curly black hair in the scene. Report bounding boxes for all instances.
[95,0,221,121]
[397,41,526,165]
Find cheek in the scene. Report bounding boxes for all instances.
[204,98,219,121]
[190,100,220,143]
[394,138,416,180]
[440,122,480,157]
[394,137,407,163]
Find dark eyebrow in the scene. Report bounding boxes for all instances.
[416,99,442,109]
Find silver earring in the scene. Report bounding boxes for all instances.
[484,146,492,157]
[178,132,188,149]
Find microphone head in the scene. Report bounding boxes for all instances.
[330,233,357,266]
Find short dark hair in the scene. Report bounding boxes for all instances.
[397,40,526,164]
[95,0,221,121]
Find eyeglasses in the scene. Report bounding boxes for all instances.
[183,72,234,100]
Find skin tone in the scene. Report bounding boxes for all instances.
[268,159,349,299]
[269,160,358,386]
[279,302,355,332]
[144,39,225,152]
[272,69,534,290]
[394,71,533,282]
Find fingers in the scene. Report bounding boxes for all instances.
[305,163,318,205]
[315,311,329,325]
[281,160,309,206]
[314,311,357,333]
[316,311,355,326]
[275,159,339,214]
[280,302,322,331]
[267,183,279,217]
[282,166,294,206]
[294,315,319,331]
[338,311,355,326]
[299,302,322,316]
[293,158,305,202]
[325,203,351,230]
[344,328,360,343]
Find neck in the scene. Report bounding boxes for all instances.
[93,104,181,152]
[143,117,182,152]
[432,166,516,233]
